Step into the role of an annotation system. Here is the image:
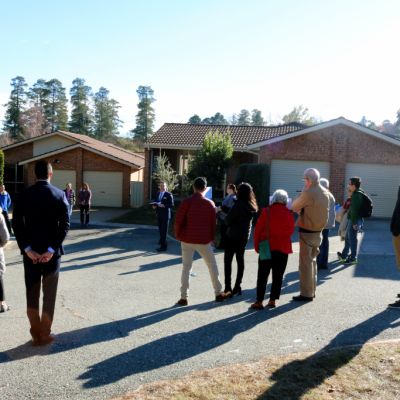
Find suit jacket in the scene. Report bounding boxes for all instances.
[154,191,174,220]
[12,180,70,256]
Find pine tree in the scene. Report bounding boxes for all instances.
[251,109,264,126]
[237,109,251,125]
[69,78,93,135]
[3,76,28,141]
[131,86,155,142]
[46,79,68,132]
[93,87,122,141]
[27,78,51,134]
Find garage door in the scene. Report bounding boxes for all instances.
[51,170,76,192]
[83,171,123,207]
[270,160,330,203]
[346,163,400,218]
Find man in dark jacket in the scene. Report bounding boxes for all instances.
[13,160,70,345]
[152,181,174,252]
[389,186,400,309]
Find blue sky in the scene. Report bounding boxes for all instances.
[1,0,400,133]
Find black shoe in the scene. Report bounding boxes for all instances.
[292,295,313,302]
[231,286,242,296]
[344,257,357,265]
[156,247,167,252]
[397,293,400,299]
[337,252,345,261]
[388,300,400,309]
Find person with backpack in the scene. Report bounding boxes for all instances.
[338,176,372,265]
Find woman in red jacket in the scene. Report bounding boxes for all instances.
[251,189,295,309]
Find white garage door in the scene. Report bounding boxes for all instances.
[51,170,76,192]
[346,163,400,218]
[270,160,330,202]
[83,171,123,207]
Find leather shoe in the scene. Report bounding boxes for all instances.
[292,295,313,302]
[176,298,188,306]
[215,293,227,302]
[40,334,55,345]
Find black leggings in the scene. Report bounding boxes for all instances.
[0,275,4,301]
[80,205,90,225]
[224,239,247,291]
[256,251,288,301]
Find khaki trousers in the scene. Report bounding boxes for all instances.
[299,231,322,297]
[392,235,400,270]
[180,242,222,299]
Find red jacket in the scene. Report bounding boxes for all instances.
[254,203,295,254]
[174,192,216,244]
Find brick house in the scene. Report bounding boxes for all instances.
[145,117,400,217]
[1,131,144,208]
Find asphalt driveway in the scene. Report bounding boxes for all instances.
[0,217,399,400]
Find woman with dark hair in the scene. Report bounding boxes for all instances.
[78,182,92,227]
[216,184,237,249]
[223,182,258,296]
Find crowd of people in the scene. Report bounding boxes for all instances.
[1,161,400,348]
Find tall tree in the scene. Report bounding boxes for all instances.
[46,79,68,132]
[209,112,228,125]
[188,114,202,124]
[69,78,93,135]
[230,113,238,125]
[131,85,156,142]
[237,109,251,125]
[282,105,316,126]
[3,76,28,141]
[251,109,264,126]
[93,87,122,140]
[20,106,49,138]
[27,78,51,134]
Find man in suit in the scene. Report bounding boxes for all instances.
[12,160,70,346]
[152,181,174,252]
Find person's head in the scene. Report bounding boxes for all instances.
[320,178,329,190]
[159,181,167,192]
[0,185,4,193]
[193,177,207,193]
[348,177,361,193]
[35,160,53,180]
[271,189,289,205]
[226,183,237,195]
[82,182,90,191]
[303,168,320,189]
[237,182,258,211]
[66,183,72,190]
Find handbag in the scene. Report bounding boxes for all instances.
[259,207,272,260]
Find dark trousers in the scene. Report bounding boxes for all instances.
[80,205,90,225]
[24,255,60,337]
[2,210,12,235]
[218,222,228,249]
[256,251,288,302]
[224,239,246,291]
[158,215,169,248]
[0,275,5,301]
[317,228,329,268]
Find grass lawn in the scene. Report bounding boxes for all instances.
[113,341,400,400]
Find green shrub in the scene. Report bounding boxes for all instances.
[235,163,269,207]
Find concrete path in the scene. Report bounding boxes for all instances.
[0,216,399,400]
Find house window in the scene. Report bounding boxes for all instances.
[179,155,190,175]
[4,163,24,195]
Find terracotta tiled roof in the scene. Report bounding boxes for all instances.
[57,131,144,168]
[147,122,307,149]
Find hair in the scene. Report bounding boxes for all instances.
[237,182,258,211]
[227,183,237,194]
[271,189,289,205]
[303,168,320,184]
[82,182,90,190]
[349,176,361,189]
[319,178,329,189]
[193,177,207,191]
[35,160,52,180]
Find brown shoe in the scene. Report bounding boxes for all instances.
[250,301,264,310]
[176,298,188,306]
[40,334,55,345]
[215,293,226,302]
[266,300,276,309]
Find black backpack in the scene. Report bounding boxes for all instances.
[359,190,373,218]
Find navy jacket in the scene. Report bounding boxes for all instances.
[154,191,174,220]
[12,181,70,256]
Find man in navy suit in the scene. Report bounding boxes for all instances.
[13,160,70,346]
[152,181,174,252]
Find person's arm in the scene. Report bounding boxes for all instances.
[291,191,309,214]
[224,203,239,226]
[48,194,70,255]
[0,214,10,247]
[253,208,267,253]
[174,199,189,241]
[6,194,11,210]
[349,191,362,224]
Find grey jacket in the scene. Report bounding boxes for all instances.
[325,191,336,229]
[0,210,10,274]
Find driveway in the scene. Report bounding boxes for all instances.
[0,218,399,400]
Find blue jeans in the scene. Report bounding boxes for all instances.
[317,228,329,268]
[342,219,363,260]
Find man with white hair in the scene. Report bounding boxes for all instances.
[291,168,329,301]
[317,178,336,270]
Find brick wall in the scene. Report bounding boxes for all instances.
[259,125,400,201]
